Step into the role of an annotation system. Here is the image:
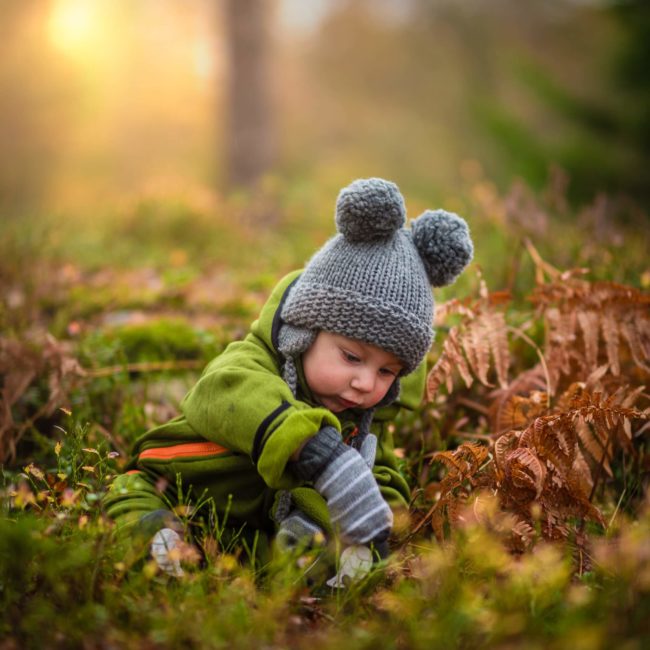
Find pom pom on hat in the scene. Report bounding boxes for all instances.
[335,178,406,242]
[411,209,474,287]
[281,179,475,379]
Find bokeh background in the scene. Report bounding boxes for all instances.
[1,7,650,645]
[1,0,649,338]
[3,0,649,213]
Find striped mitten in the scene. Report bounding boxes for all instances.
[293,427,392,546]
[276,509,325,552]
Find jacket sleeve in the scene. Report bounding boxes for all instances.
[369,359,427,509]
[180,332,340,491]
[370,421,410,508]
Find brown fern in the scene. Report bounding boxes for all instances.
[417,370,646,548]
[413,242,649,559]
[411,442,490,541]
[503,447,547,499]
[427,282,511,399]
[491,391,548,434]
[530,270,650,389]
[577,310,599,370]
[461,316,492,386]
[0,334,86,463]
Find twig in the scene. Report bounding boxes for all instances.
[456,397,490,416]
[454,431,493,442]
[589,423,615,503]
[607,489,626,530]
[84,359,204,378]
[523,237,561,282]
[507,325,553,404]
[92,422,128,458]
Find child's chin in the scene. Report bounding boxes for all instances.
[319,397,346,413]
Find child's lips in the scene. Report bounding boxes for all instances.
[337,397,360,410]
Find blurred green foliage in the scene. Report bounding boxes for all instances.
[1,0,649,215]
[0,176,647,646]
[0,2,649,637]
[87,318,224,364]
[2,468,649,648]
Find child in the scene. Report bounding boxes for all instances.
[104,177,473,577]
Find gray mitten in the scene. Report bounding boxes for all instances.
[293,427,392,546]
[276,509,325,552]
[358,433,377,469]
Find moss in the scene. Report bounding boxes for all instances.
[94,317,225,364]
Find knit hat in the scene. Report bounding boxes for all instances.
[278,177,473,378]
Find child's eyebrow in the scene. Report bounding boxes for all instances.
[339,339,363,353]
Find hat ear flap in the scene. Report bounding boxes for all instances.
[411,209,473,287]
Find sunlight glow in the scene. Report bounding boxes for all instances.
[48,0,100,54]
[193,39,215,80]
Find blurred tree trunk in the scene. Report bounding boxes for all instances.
[224,0,277,189]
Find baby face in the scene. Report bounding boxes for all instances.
[301,332,403,413]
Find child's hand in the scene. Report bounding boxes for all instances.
[294,427,392,545]
[276,509,326,552]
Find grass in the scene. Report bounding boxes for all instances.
[1,176,649,648]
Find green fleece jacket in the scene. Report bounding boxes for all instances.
[104,271,425,540]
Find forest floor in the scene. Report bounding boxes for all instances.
[1,177,649,649]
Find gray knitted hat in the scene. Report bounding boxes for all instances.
[279,177,473,377]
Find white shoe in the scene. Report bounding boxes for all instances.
[326,545,372,588]
[150,528,185,577]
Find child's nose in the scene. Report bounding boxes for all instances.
[351,368,375,393]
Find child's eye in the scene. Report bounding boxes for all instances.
[342,350,361,363]
[379,368,397,377]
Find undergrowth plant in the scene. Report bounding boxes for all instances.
[1,180,649,647]
[407,241,649,566]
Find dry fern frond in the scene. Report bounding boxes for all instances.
[577,310,600,370]
[503,447,547,499]
[453,441,489,472]
[492,391,548,433]
[416,243,649,557]
[427,281,511,399]
[570,389,642,453]
[570,451,594,497]
[412,377,649,546]
[0,334,86,463]
[576,416,612,478]
[495,385,647,535]
[530,273,649,386]
[529,415,576,476]
[461,316,492,386]
[494,431,519,479]
[509,517,536,552]
[620,319,650,374]
[484,311,510,389]
[429,449,467,475]
[601,312,621,376]
[412,442,493,541]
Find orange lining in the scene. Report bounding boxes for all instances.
[344,427,359,445]
[125,469,142,475]
[139,441,229,461]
